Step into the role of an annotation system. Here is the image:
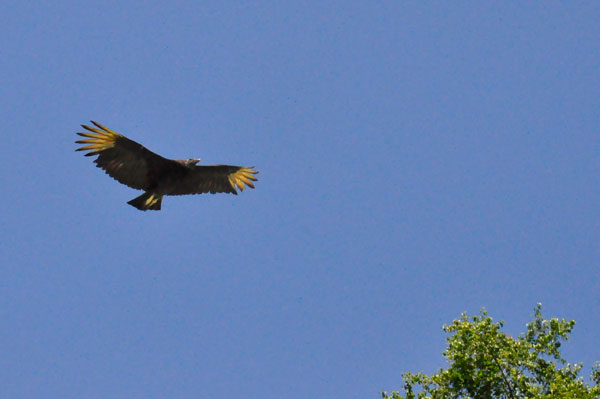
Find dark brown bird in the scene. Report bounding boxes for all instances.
[75,121,258,211]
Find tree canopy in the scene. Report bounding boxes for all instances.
[383,304,599,399]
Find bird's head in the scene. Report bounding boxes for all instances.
[186,158,201,166]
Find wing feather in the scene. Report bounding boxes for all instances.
[75,121,185,190]
[169,165,258,195]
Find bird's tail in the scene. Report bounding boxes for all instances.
[127,192,163,211]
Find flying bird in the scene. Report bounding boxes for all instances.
[75,121,258,211]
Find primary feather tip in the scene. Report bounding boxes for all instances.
[75,121,122,156]
[228,167,259,192]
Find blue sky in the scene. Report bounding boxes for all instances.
[1,1,599,398]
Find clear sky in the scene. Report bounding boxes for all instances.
[1,1,599,398]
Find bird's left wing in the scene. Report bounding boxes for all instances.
[168,165,258,195]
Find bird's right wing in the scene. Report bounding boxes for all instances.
[75,121,183,190]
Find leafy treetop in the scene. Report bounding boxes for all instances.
[382,304,599,399]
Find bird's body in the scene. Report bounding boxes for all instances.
[75,121,258,211]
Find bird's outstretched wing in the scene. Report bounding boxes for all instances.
[75,121,184,190]
[169,165,258,195]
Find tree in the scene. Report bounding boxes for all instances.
[382,304,600,399]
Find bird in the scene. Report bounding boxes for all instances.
[75,121,258,211]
